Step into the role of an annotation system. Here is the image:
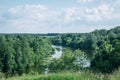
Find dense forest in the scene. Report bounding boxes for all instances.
[51,26,120,73]
[0,26,120,78]
[0,35,54,77]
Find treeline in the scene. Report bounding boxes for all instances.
[51,26,120,73]
[0,33,60,37]
[52,26,120,57]
[0,35,53,76]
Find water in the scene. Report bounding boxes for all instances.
[76,56,90,67]
[51,45,90,67]
[45,68,49,75]
[52,45,63,59]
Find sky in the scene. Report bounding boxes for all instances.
[0,0,120,33]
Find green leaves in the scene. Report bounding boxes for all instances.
[91,40,120,73]
[0,35,54,76]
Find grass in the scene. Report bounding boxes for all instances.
[1,69,120,80]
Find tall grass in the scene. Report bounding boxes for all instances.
[2,68,120,80]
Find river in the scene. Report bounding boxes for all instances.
[51,45,90,67]
[51,45,63,59]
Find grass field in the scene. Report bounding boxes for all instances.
[1,69,120,80]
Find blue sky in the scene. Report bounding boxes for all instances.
[0,0,120,33]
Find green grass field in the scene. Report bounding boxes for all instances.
[1,69,119,80]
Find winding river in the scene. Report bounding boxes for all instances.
[51,45,90,67]
[51,45,63,59]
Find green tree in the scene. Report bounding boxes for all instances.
[90,41,120,73]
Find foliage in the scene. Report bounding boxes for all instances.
[51,26,120,73]
[49,48,88,72]
[5,68,120,80]
[91,39,120,73]
[0,26,119,77]
[4,70,112,80]
[0,35,54,77]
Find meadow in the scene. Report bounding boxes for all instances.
[3,68,120,80]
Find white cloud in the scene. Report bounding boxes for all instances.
[9,4,48,21]
[84,8,101,21]
[77,0,93,3]
[63,4,117,22]
[63,7,81,23]
[9,4,47,14]
[98,4,113,19]
[84,4,114,21]
[5,4,64,33]
[1,1,120,33]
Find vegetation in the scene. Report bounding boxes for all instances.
[0,35,54,77]
[0,26,120,79]
[51,26,120,73]
[5,72,106,80]
[3,68,120,80]
[49,49,88,72]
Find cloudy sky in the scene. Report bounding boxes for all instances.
[0,0,120,33]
